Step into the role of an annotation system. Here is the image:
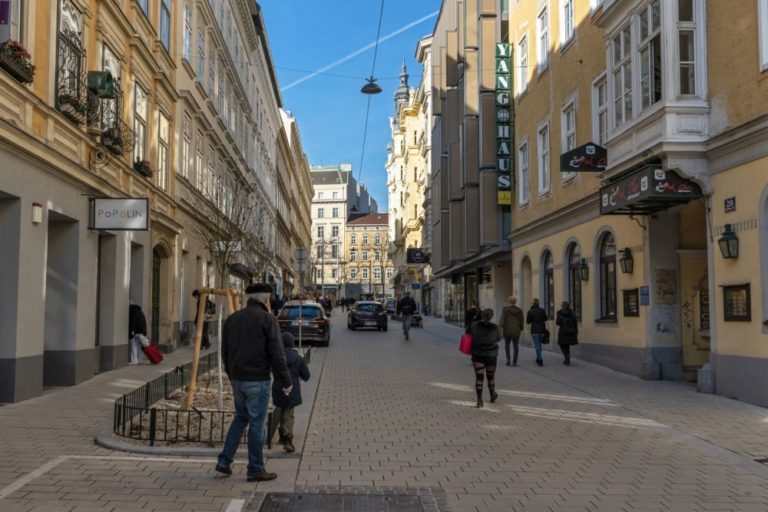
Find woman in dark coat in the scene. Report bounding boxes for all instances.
[555,301,579,366]
[271,332,310,452]
[465,301,481,332]
[469,309,502,408]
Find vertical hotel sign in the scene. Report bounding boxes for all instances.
[496,43,512,205]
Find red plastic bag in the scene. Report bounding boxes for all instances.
[458,333,473,355]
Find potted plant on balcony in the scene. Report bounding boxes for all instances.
[58,92,87,123]
[0,40,35,84]
[133,159,153,178]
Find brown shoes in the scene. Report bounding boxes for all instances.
[247,471,278,482]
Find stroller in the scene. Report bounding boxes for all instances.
[410,313,423,328]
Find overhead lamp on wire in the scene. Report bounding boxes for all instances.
[361,76,382,95]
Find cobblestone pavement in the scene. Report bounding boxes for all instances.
[294,313,768,512]
[3,313,768,512]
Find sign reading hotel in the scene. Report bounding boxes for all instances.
[495,43,512,206]
[89,198,149,230]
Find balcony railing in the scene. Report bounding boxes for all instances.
[56,31,88,125]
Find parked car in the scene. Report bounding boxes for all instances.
[347,301,388,331]
[277,301,330,347]
[384,297,397,316]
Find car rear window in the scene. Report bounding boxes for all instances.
[279,306,321,319]
[356,303,382,313]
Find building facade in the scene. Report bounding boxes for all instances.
[505,0,768,407]
[310,164,377,301]
[0,0,308,402]
[428,0,513,325]
[346,213,395,299]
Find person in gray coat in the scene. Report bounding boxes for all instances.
[469,309,502,408]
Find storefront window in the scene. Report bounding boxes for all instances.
[599,233,617,320]
[543,251,554,317]
[567,243,582,320]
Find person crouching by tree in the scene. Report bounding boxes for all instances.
[470,309,502,408]
[272,332,310,453]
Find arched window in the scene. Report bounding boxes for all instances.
[599,233,617,320]
[566,243,582,320]
[542,250,554,317]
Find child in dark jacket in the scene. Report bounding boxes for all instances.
[272,332,310,453]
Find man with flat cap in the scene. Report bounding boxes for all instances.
[215,283,292,482]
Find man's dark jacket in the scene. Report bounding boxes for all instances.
[129,304,147,337]
[397,296,417,315]
[222,299,290,386]
[526,306,548,334]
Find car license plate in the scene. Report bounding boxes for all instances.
[292,320,309,326]
[365,321,377,326]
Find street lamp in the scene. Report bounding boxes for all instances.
[361,77,382,94]
[579,258,589,281]
[718,224,739,259]
[619,248,634,274]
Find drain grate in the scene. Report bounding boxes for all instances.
[258,493,424,512]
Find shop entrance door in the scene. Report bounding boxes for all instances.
[151,250,161,343]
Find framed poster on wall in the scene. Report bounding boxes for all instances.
[623,289,640,317]
[723,284,751,322]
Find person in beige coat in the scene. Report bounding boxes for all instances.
[499,296,525,366]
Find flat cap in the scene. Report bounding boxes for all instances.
[246,283,272,294]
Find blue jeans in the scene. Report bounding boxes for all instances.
[402,314,413,335]
[531,333,544,361]
[218,380,270,477]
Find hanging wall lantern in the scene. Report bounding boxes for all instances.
[579,258,589,281]
[619,247,634,274]
[717,224,739,259]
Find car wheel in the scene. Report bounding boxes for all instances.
[383,326,388,332]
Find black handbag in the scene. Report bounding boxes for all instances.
[542,329,550,344]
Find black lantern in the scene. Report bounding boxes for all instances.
[619,247,634,274]
[718,224,739,259]
[361,77,382,95]
[579,258,589,281]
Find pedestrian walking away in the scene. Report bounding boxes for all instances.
[397,292,417,340]
[192,289,215,350]
[128,302,148,364]
[272,332,310,453]
[465,301,481,332]
[499,296,524,366]
[526,298,548,366]
[556,301,579,365]
[215,283,292,482]
[469,309,501,408]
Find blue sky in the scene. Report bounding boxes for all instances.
[259,0,441,212]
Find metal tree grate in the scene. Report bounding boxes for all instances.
[258,493,425,512]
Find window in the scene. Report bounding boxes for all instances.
[678,0,697,94]
[332,191,338,199]
[542,251,555,318]
[133,84,148,165]
[561,0,574,45]
[518,35,528,95]
[317,226,324,238]
[316,245,323,259]
[414,167,418,181]
[537,124,550,193]
[331,269,337,279]
[363,234,369,244]
[639,0,662,109]
[195,131,204,189]
[183,2,192,61]
[182,114,191,179]
[599,233,617,320]
[332,207,339,218]
[374,267,382,280]
[197,31,205,81]
[318,192,324,199]
[350,268,357,280]
[537,7,549,73]
[566,243,582,321]
[400,166,404,181]
[760,0,768,70]
[157,112,170,190]
[386,267,394,279]
[362,268,369,280]
[331,226,339,238]
[331,245,338,259]
[362,250,369,262]
[374,234,381,244]
[205,148,214,198]
[375,250,381,261]
[350,250,357,262]
[160,0,171,51]
[518,141,529,205]
[318,208,324,219]
[351,234,356,245]
[317,268,323,280]
[208,54,215,94]
[612,26,632,127]
[562,102,576,180]
[137,0,147,14]
[593,77,608,145]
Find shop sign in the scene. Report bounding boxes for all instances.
[560,142,607,173]
[407,248,429,264]
[89,198,149,230]
[496,42,512,206]
[600,167,703,215]
[411,283,421,290]
[639,286,650,306]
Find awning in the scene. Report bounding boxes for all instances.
[599,167,703,215]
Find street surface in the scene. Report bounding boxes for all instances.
[2,311,768,511]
